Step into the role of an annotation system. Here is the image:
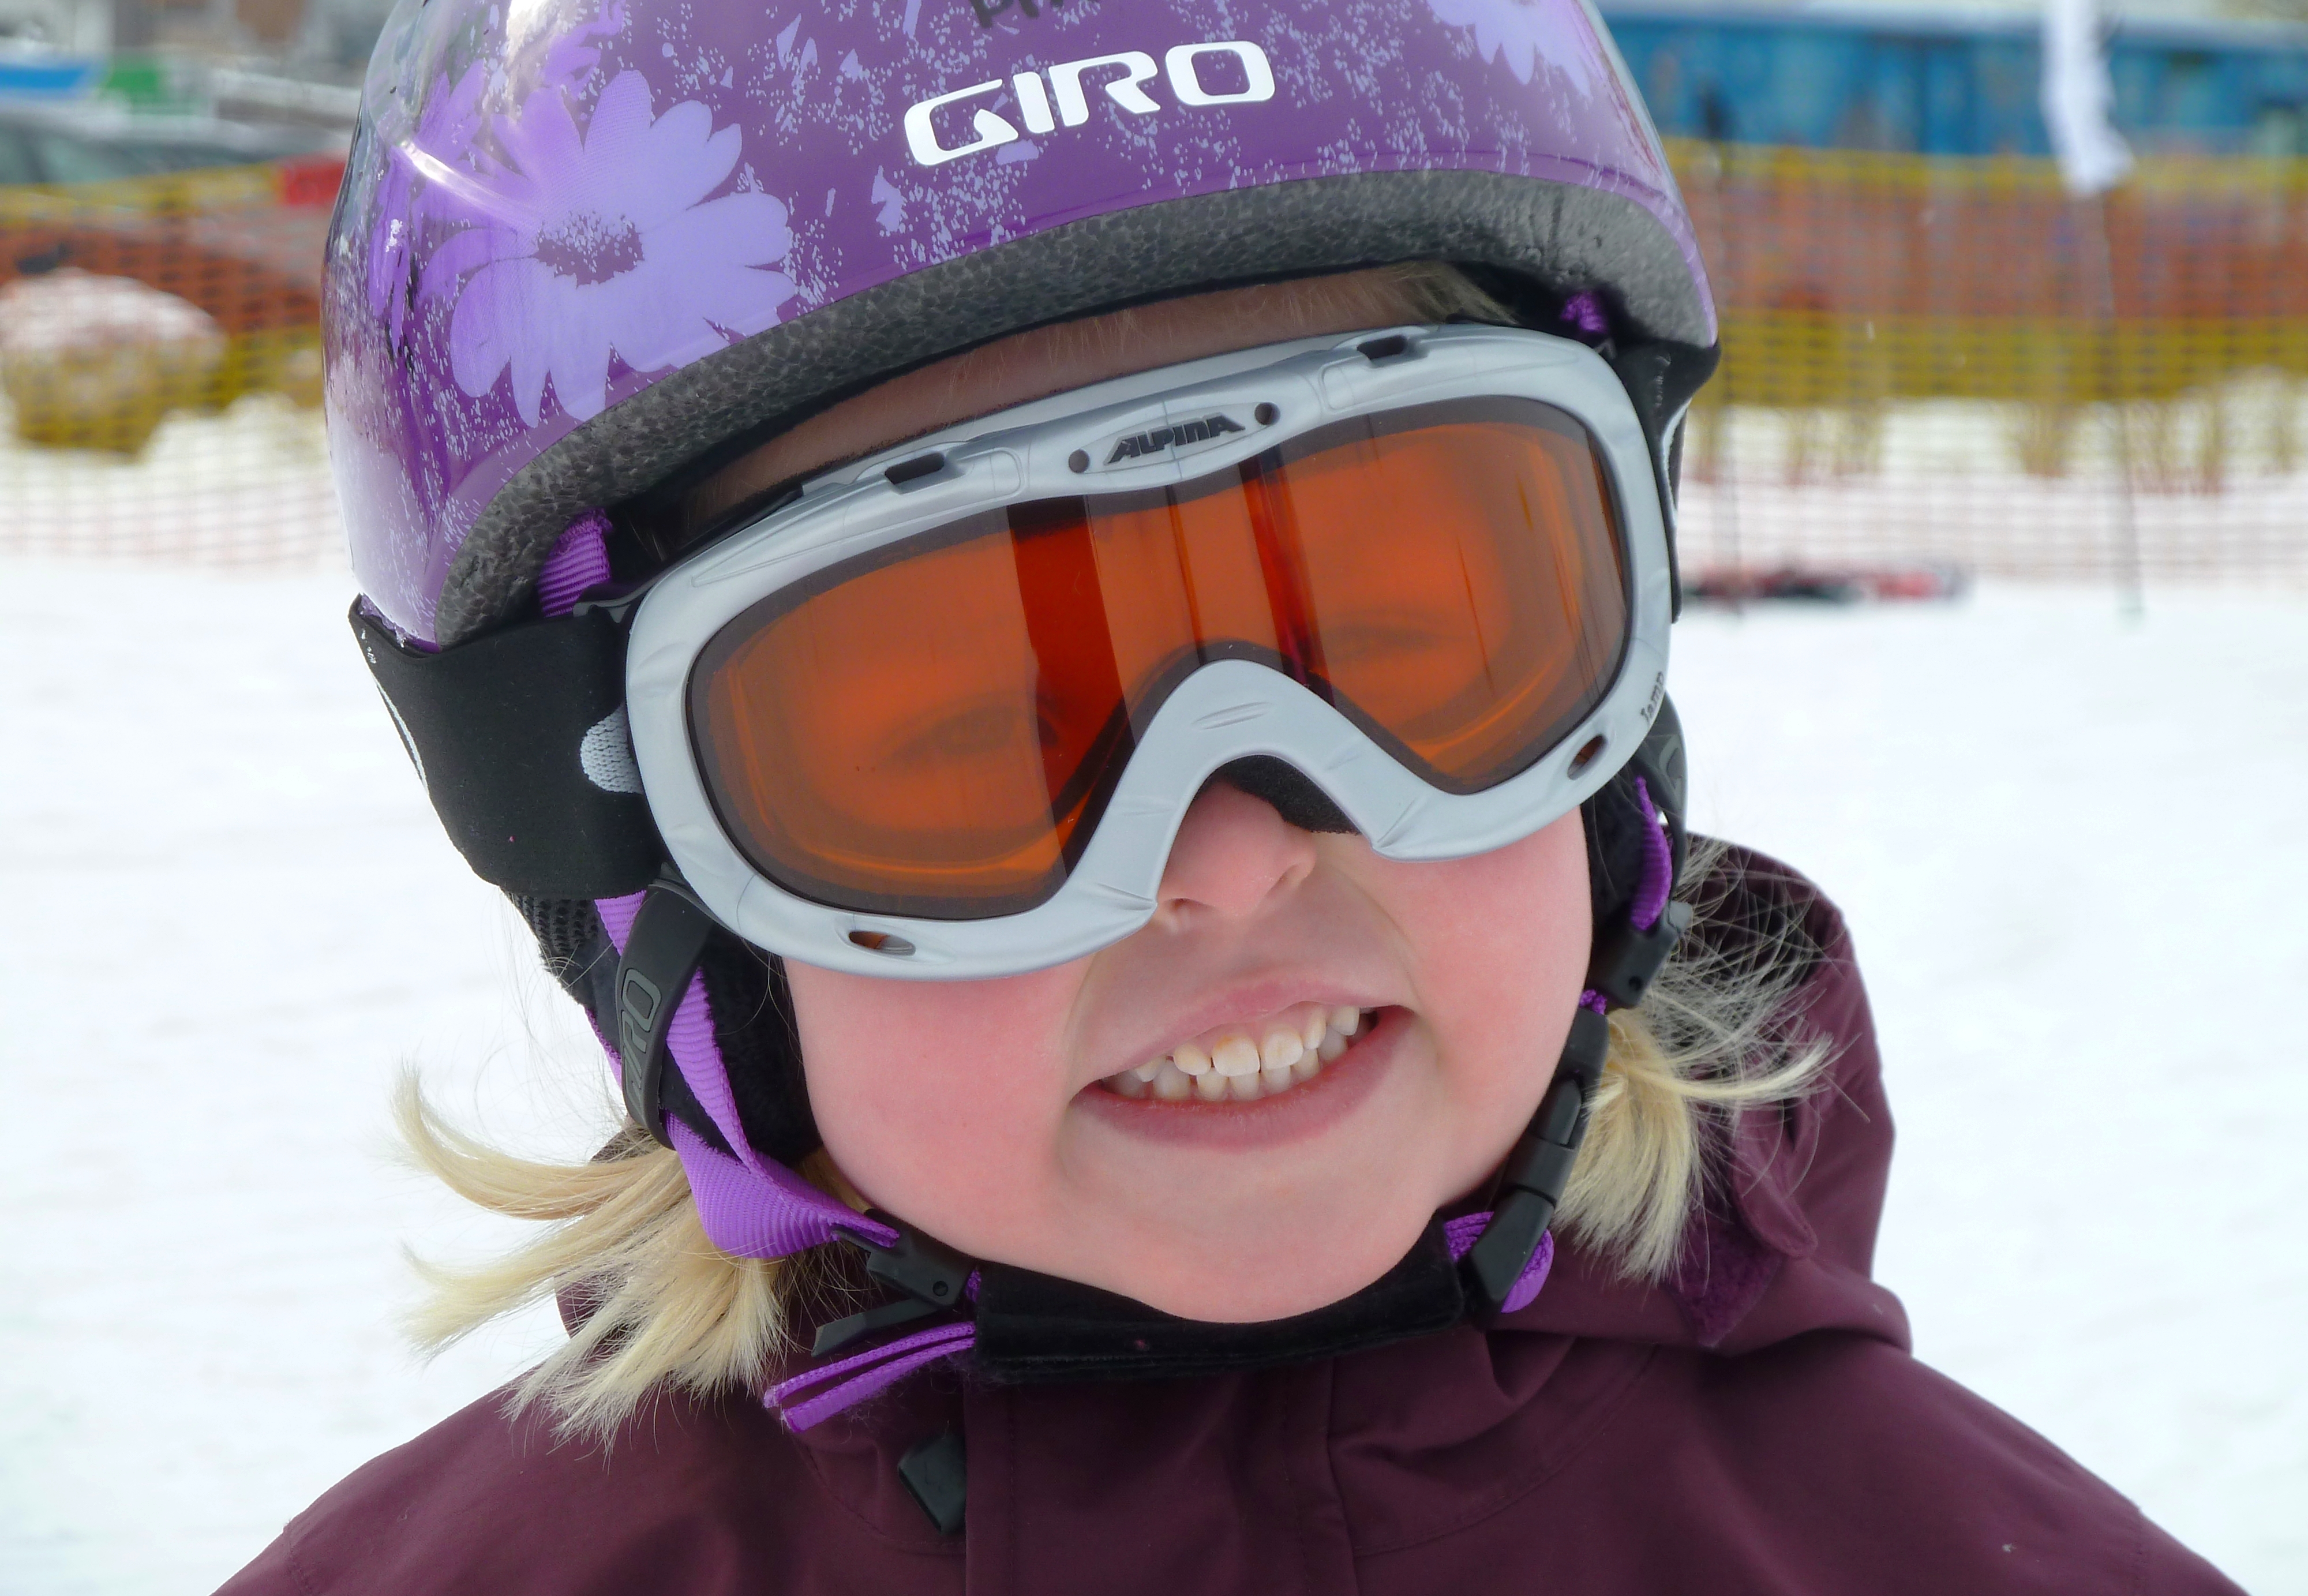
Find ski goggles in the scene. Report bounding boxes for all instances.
[625,324,1676,980]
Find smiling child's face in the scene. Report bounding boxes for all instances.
[767,271,1593,1322]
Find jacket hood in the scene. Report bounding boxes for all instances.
[1517,846,1908,1357]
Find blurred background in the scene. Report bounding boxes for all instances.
[0,0,2302,1592]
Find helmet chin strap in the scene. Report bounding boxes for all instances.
[1462,770,1688,1311]
[589,748,1689,1438]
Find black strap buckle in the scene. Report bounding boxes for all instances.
[811,1297,947,1358]
[1463,1006,1608,1310]
[845,1220,976,1305]
[1587,898,1694,1010]
[813,1222,977,1358]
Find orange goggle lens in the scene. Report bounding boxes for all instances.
[690,398,1629,919]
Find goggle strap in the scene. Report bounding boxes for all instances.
[350,600,660,898]
[1605,338,1723,621]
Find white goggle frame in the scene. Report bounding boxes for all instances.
[626,323,1676,980]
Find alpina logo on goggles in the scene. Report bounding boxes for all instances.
[625,325,1676,979]
[1106,411,1246,462]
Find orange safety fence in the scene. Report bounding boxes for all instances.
[1669,140,2308,585]
[0,154,342,566]
[2,143,2302,584]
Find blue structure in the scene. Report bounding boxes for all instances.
[0,54,103,100]
[1600,2,2308,156]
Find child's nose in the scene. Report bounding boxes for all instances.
[1153,780,1321,928]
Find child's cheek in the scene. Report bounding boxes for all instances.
[1362,810,1590,1124]
[786,958,1086,1226]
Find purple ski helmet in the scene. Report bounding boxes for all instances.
[329,0,1719,1351]
[327,0,1715,647]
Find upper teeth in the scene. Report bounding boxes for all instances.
[1103,1003,1374,1104]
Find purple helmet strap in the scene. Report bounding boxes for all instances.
[769,1320,980,1432]
[1631,777,1674,933]
[534,514,609,623]
[535,518,893,1262]
[1559,290,1613,344]
[534,509,613,615]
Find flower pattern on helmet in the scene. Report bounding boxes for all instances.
[426,68,796,425]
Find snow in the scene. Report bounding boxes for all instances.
[2,559,584,1596]
[1672,589,2308,1590]
[3,558,2302,1594]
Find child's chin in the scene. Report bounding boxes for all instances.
[1118,1264,1412,1325]
[1073,1212,1433,1324]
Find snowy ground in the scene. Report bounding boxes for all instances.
[2,559,2302,1595]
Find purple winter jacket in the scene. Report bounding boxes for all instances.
[216,858,2242,1595]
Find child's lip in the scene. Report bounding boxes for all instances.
[1087,978,1394,1091]
[1070,1006,1406,1151]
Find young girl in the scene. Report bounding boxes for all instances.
[225,1,2240,1589]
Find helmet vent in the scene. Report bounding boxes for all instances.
[885,453,947,488]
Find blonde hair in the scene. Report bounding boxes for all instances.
[401,844,1828,1439]
[1554,838,1832,1280]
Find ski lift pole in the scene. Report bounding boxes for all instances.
[2078,193,2144,621]
[2043,0,2141,619]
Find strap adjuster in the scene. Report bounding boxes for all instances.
[1587,898,1693,1009]
[615,877,717,1145]
[1462,1007,1607,1310]
[842,1220,976,1307]
[812,1222,978,1358]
